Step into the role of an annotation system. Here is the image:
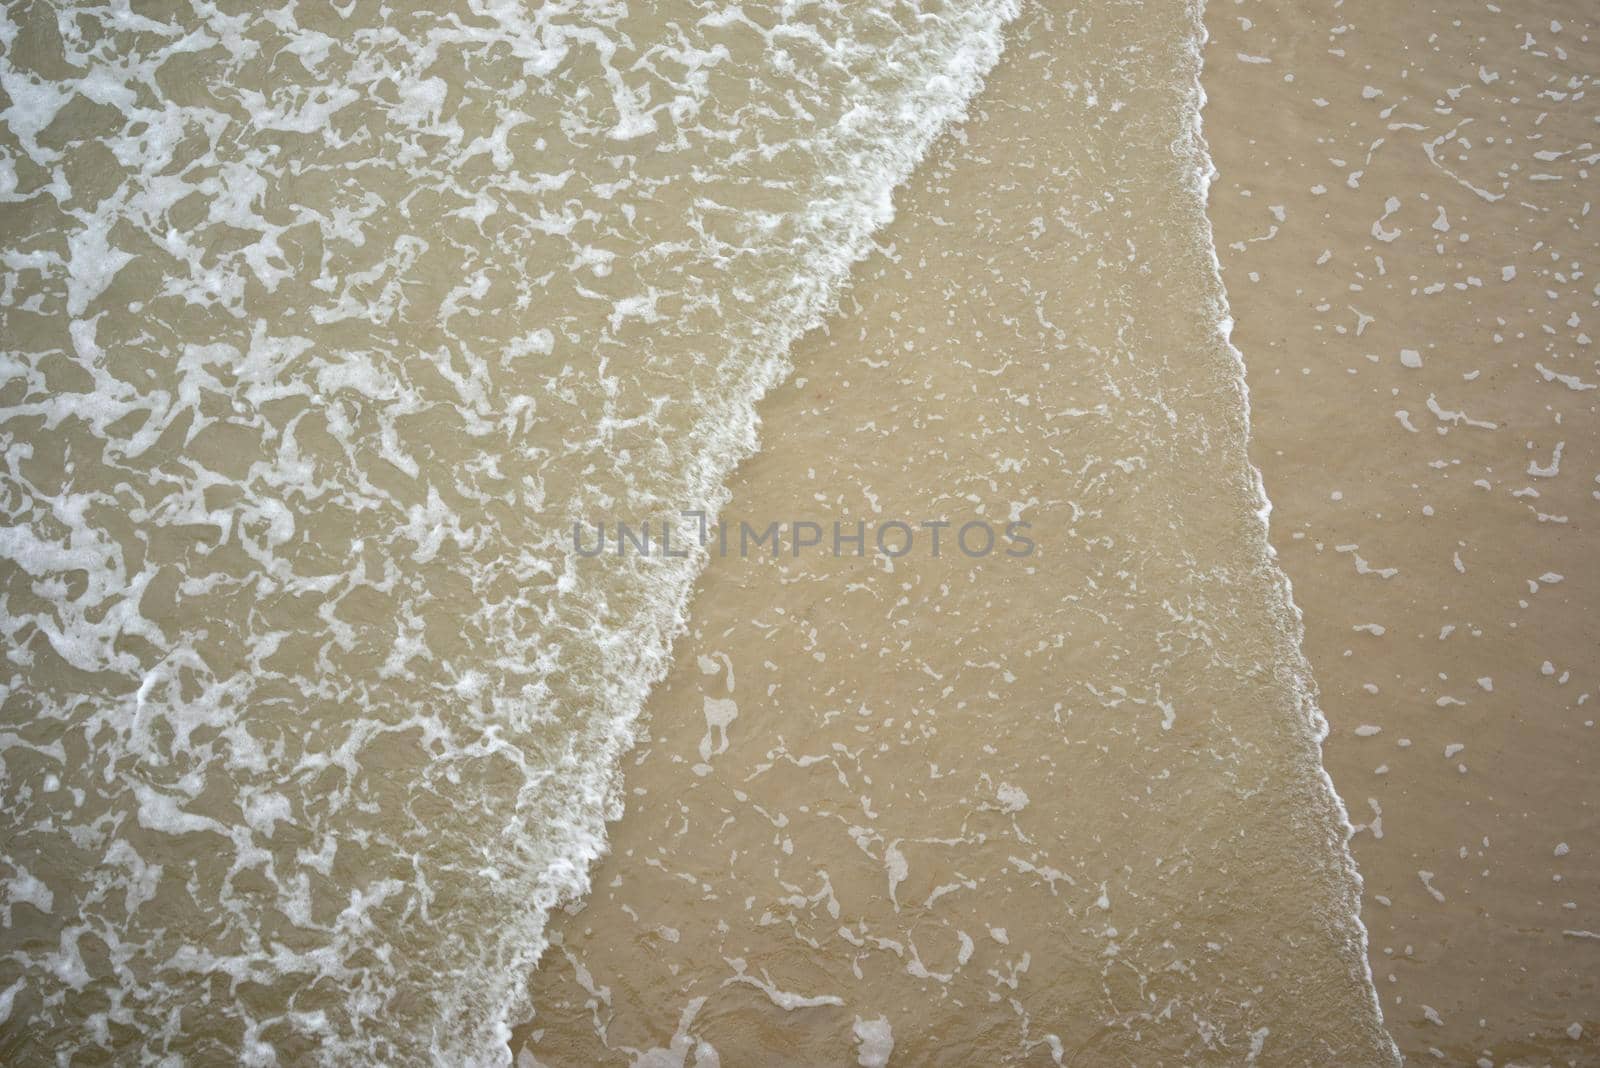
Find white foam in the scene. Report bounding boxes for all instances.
[852,1016,895,1067]
[2,1,1025,1062]
[1188,3,1400,1060]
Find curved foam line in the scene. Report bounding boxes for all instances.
[1182,2,1401,1062]
[487,5,1025,1062]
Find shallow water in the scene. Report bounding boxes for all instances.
[9,0,1591,1063]
[514,1,1396,1064]
[1203,1,1599,1062]
[0,1,1018,1060]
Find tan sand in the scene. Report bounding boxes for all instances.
[1204,0,1598,1061]
[517,1,1393,1063]
[512,1,1596,1064]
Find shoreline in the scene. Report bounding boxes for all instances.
[1204,0,1596,1060]
[3,0,1591,1060]
[512,2,1398,1062]
[514,2,1596,1064]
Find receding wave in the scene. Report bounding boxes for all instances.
[0,1,1016,1061]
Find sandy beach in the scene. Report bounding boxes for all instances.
[0,0,1592,1063]
[514,2,1596,1064]
[1205,0,1598,1060]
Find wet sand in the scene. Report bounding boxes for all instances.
[513,1,1397,1063]
[9,0,1591,1061]
[510,1,1596,1065]
[1204,0,1598,1062]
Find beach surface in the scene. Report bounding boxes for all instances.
[514,2,1412,1063]
[0,0,1591,1062]
[514,1,1597,1065]
[1204,0,1597,1061]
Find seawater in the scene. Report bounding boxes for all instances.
[0,1,1015,1061]
[0,1,1397,1064]
[517,0,1403,1063]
